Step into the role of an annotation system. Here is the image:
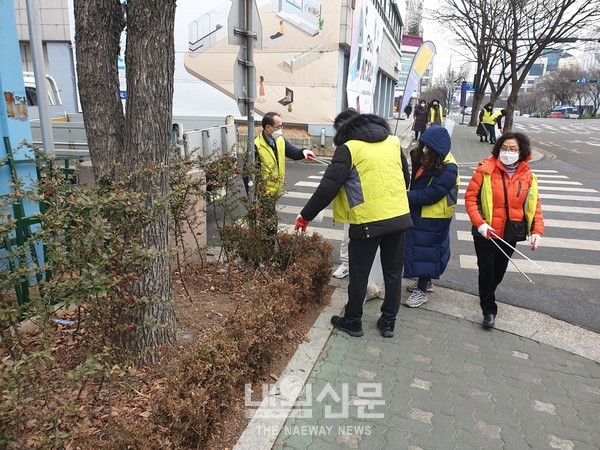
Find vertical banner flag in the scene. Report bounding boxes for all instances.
[460,80,467,107]
[346,0,384,113]
[398,41,436,117]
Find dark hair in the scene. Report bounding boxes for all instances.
[333,108,359,131]
[411,142,444,171]
[262,111,280,129]
[491,132,531,162]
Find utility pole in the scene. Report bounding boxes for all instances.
[229,0,262,202]
[25,0,55,155]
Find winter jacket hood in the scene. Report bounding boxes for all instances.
[333,113,390,146]
[418,125,451,158]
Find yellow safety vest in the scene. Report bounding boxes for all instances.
[421,153,460,219]
[482,109,501,125]
[255,133,286,195]
[333,136,410,224]
[480,171,539,232]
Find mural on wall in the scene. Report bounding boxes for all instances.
[182,0,341,124]
[346,0,383,114]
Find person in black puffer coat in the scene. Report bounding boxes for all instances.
[413,99,428,140]
[294,110,412,338]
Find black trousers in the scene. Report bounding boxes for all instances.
[473,236,516,315]
[346,231,406,323]
[484,123,497,143]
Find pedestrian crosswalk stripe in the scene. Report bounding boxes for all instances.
[456,199,600,214]
[308,175,322,180]
[455,231,600,251]
[454,213,600,230]
[283,191,313,199]
[539,193,600,202]
[459,181,589,188]
[531,169,559,173]
[459,255,600,280]
[280,223,343,241]
[279,205,331,217]
[537,186,597,193]
[296,181,320,188]
[532,174,569,179]
[535,204,600,215]
[529,180,583,185]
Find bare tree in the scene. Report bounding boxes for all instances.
[517,91,546,114]
[430,0,510,126]
[74,0,176,364]
[583,68,600,116]
[535,66,581,106]
[433,0,600,130]
[431,65,471,112]
[484,0,600,130]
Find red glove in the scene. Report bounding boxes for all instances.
[294,214,309,232]
[302,149,315,160]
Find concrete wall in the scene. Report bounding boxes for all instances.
[14,0,72,41]
[14,0,78,112]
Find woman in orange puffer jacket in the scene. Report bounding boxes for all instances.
[465,132,544,329]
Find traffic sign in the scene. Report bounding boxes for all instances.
[228,0,262,49]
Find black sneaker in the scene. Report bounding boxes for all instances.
[331,315,363,337]
[376,318,394,338]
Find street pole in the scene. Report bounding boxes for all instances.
[245,0,255,203]
[25,0,55,155]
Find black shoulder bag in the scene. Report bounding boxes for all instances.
[501,173,527,242]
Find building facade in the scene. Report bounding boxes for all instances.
[14,0,78,113]
[13,0,404,131]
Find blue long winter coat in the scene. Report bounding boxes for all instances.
[403,151,458,279]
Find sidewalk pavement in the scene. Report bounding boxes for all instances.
[234,115,600,449]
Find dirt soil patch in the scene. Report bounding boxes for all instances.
[4,261,333,449]
[173,263,333,448]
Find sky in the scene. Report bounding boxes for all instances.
[420,0,473,82]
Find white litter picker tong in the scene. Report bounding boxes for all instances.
[489,230,546,284]
[307,155,331,166]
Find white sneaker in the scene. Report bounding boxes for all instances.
[332,264,349,279]
[405,289,428,308]
[406,280,434,292]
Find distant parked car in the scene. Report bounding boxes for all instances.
[530,112,541,118]
[548,111,564,118]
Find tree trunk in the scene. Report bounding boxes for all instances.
[74,0,176,365]
[121,0,176,365]
[74,0,125,177]
[470,70,486,127]
[504,91,519,132]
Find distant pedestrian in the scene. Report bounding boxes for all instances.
[295,110,412,338]
[413,99,428,140]
[465,132,544,329]
[479,103,502,144]
[404,103,413,118]
[428,99,444,126]
[404,125,460,307]
[495,109,507,135]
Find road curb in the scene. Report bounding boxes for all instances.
[233,288,345,449]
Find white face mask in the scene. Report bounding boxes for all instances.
[271,129,283,140]
[499,151,519,166]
